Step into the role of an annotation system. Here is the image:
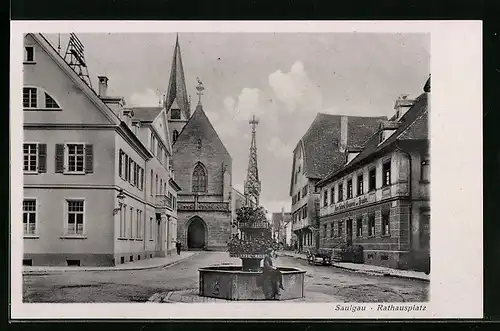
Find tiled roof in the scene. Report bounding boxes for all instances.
[130,107,163,122]
[318,92,429,186]
[300,113,386,179]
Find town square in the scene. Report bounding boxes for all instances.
[21,31,430,303]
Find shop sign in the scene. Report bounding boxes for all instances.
[334,194,375,212]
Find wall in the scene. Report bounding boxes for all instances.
[177,211,231,250]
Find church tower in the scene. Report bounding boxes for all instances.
[166,35,191,144]
[244,115,261,205]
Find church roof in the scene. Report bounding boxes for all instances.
[173,102,231,163]
[317,92,429,186]
[129,106,163,122]
[165,35,190,119]
[299,113,386,180]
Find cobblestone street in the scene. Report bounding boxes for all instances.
[23,252,428,303]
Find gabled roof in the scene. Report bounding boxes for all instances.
[299,113,386,179]
[317,92,429,186]
[130,107,163,122]
[173,103,231,160]
[165,35,190,119]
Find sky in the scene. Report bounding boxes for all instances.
[46,33,430,214]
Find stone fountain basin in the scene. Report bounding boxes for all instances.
[198,265,306,300]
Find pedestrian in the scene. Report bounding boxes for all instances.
[175,241,182,255]
[262,247,284,300]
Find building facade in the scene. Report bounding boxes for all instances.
[316,84,430,272]
[289,113,385,252]
[271,209,290,246]
[22,33,180,266]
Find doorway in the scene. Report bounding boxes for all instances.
[187,217,206,249]
[346,219,353,246]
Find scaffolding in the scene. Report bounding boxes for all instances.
[64,33,93,89]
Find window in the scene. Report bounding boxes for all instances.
[302,205,307,219]
[45,93,60,108]
[382,210,390,235]
[171,109,181,119]
[356,217,363,237]
[150,170,154,196]
[330,187,335,205]
[140,168,144,190]
[160,179,163,195]
[421,158,430,182]
[330,223,334,238]
[369,168,376,191]
[368,213,375,236]
[119,150,124,178]
[337,221,343,238]
[323,224,327,238]
[155,174,159,195]
[173,130,179,143]
[23,199,36,235]
[23,87,37,108]
[119,204,126,237]
[302,185,308,198]
[23,143,38,172]
[25,46,34,62]
[382,160,391,187]
[149,217,154,240]
[136,209,141,239]
[67,200,84,235]
[130,207,134,238]
[192,163,207,192]
[67,144,85,173]
[128,158,133,182]
[357,174,364,196]
[323,189,328,207]
[338,183,344,202]
[347,179,353,199]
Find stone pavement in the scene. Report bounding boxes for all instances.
[148,289,306,303]
[23,252,197,275]
[280,251,430,282]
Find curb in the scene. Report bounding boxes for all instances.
[23,252,199,276]
[280,253,429,283]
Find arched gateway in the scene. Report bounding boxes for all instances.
[187,216,206,250]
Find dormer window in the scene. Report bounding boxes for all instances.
[379,129,396,145]
[24,46,34,62]
[171,109,181,120]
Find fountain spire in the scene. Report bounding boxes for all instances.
[244,114,261,205]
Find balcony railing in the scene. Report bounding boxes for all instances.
[155,194,173,210]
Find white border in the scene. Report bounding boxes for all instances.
[10,20,483,319]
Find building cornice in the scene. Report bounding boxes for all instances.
[24,123,117,130]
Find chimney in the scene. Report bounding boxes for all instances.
[394,94,416,120]
[98,76,109,97]
[339,116,348,153]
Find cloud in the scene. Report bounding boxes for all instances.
[268,61,323,112]
[129,88,161,107]
[224,88,263,121]
[267,137,292,159]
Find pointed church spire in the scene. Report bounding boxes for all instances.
[244,114,261,205]
[165,34,190,118]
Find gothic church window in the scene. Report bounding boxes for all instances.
[173,130,179,143]
[171,109,181,119]
[192,162,207,193]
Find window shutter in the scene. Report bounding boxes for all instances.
[85,144,93,173]
[38,144,47,173]
[55,144,65,173]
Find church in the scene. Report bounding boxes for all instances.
[164,36,234,251]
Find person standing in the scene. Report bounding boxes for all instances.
[175,241,182,255]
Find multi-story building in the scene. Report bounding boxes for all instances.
[289,113,385,252]
[271,208,290,245]
[316,79,430,272]
[22,33,180,266]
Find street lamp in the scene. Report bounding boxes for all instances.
[112,189,126,215]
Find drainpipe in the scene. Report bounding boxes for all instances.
[394,142,413,261]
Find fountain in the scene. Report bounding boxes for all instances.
[198,206,306,300]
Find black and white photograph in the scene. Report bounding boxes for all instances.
[10,21,482,319]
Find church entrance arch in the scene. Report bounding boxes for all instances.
[187,216,206,250]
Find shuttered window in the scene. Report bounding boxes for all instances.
[55,144,93,174]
